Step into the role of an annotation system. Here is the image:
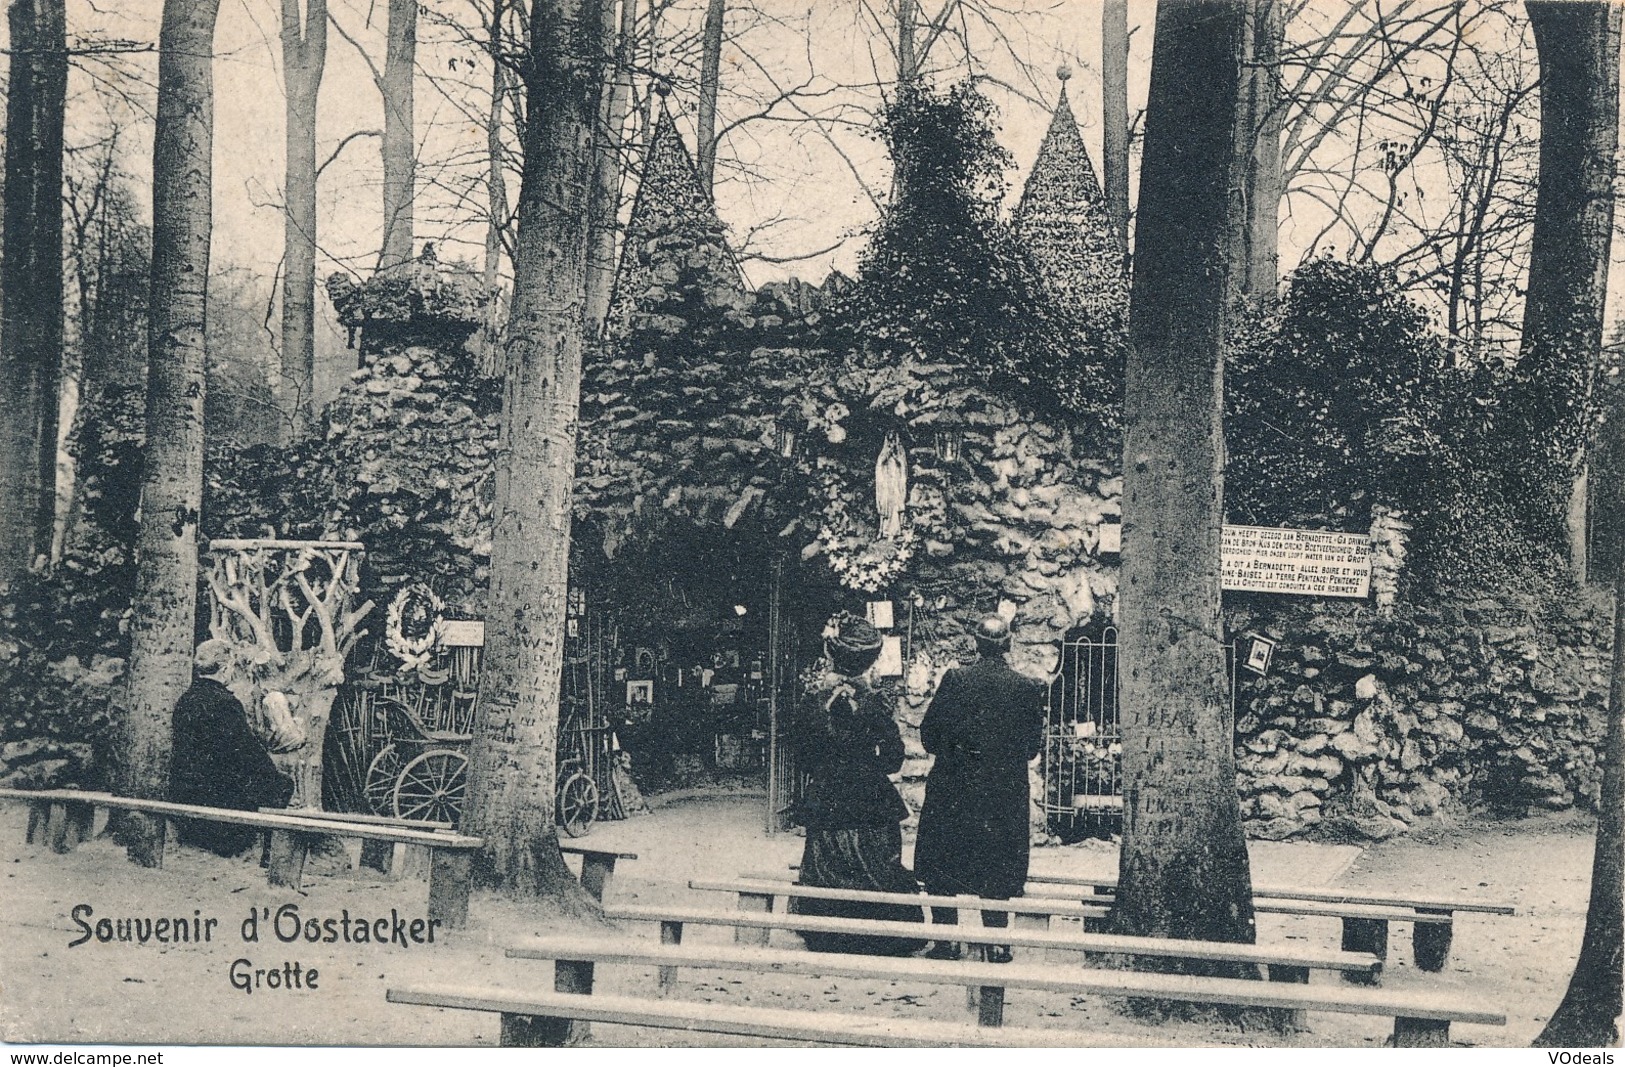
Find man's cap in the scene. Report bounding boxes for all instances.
[974,614,1011,649]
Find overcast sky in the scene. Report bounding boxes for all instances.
[17,1,1625,332]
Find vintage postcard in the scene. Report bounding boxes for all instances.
[0,0,1617,1054]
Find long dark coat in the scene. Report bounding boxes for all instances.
[170,676,294,855]
[792,680,909,829]
[913,654,1046,900]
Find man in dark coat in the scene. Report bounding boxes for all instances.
[170,640,294,856]
[913,614,1046,962]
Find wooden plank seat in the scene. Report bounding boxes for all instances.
[558,845,637,902]
[386,984,1111,1048]
[260,807,454,878]
[1026,871,1515,976]
[601,903,1383,982]
[695,877,1109,933]
[496,933,1505,1046]
[0,787,482,928]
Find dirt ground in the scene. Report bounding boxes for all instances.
[0,793,1603,1049]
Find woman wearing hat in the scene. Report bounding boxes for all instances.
[789,611,925,955]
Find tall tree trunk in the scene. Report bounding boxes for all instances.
[583,0,635,333]
[1535,525,1624,1046]
[465,0,604,909]
[695,0,725,193]
[1512,0,1621,573]
[1101,0,1130,259]
[118,0,222,867]
[380,0,417,268]
[0,0,67,586]
[281,0,328,441]
[482,0,510,374]
[896,0,916,85]
[1113,0,1257,963]
[1234,0,1282,308]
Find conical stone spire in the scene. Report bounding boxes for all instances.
[604,105,747,341]
[1013,81,1127,322]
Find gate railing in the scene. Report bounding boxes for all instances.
[1043,629,1242,834]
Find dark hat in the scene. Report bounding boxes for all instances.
[974,614,1011,652]
[824,610,883,677]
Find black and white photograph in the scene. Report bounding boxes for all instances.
[0,0,1621,1054]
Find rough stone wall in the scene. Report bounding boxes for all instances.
[1231,595,1611,840]
[879,402,1121,836]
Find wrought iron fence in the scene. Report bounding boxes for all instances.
[1042,628,1243,836]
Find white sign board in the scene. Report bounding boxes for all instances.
[1220,525,1371,598]
[437,619,486,647]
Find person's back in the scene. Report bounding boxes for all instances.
[170,641,293,856]
[914,615,1046,961]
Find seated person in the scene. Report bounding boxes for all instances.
[169,640,294,856]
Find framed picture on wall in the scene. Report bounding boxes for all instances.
[626,680,654,705]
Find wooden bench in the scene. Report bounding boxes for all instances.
[387,983,1107,1047]
[696,877,1108,938]
[261,807,453,877]
[559,845,637,901]
[0,788,482,928]
[479,933,1498,1046]
[1026,871,1515,975]
[601,903,1383,987]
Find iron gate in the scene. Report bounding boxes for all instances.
[1043,628,1244,834]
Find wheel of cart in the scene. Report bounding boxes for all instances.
[359,693,473,827]
[556,757,599,837]
[393,747,469,825]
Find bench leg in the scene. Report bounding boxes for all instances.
[46,803,74,853]
[1012,911,1049,933]
[657,920,683,994]
[359,839,394,875]
[1082,885,1113,934]
[1392,1016,1451,1048]
[1341,917,1388,985]
[267,830,308,891]
[976,985,1006,1027]
[1411,912,1453,972]
[428,850,473,929]
[734,891,774,947]
[1266,964,1310,1031]
[578,855,616,902]
[125,812,166,869]
[25,801,48,844]
[531,959,595,1046]
[500,1011,581,1048]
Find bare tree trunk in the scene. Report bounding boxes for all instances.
[483,0,511,369]
[118,0,222,866]
[465,0,604,909]
[1512,0,1621,573]
[896,0,916,85]
[695,0,725,193]
[281,0,327,441]
[583,0,635,333]
[1235,0,1281,308]
[0,0,67,585]
[1113,0,1257,963]
[380,0,416,268]
[1535,527,1624,1046]
[1102,0,1130,259]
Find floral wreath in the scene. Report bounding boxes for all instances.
[385,583,444,670]
[817,493,917,593]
